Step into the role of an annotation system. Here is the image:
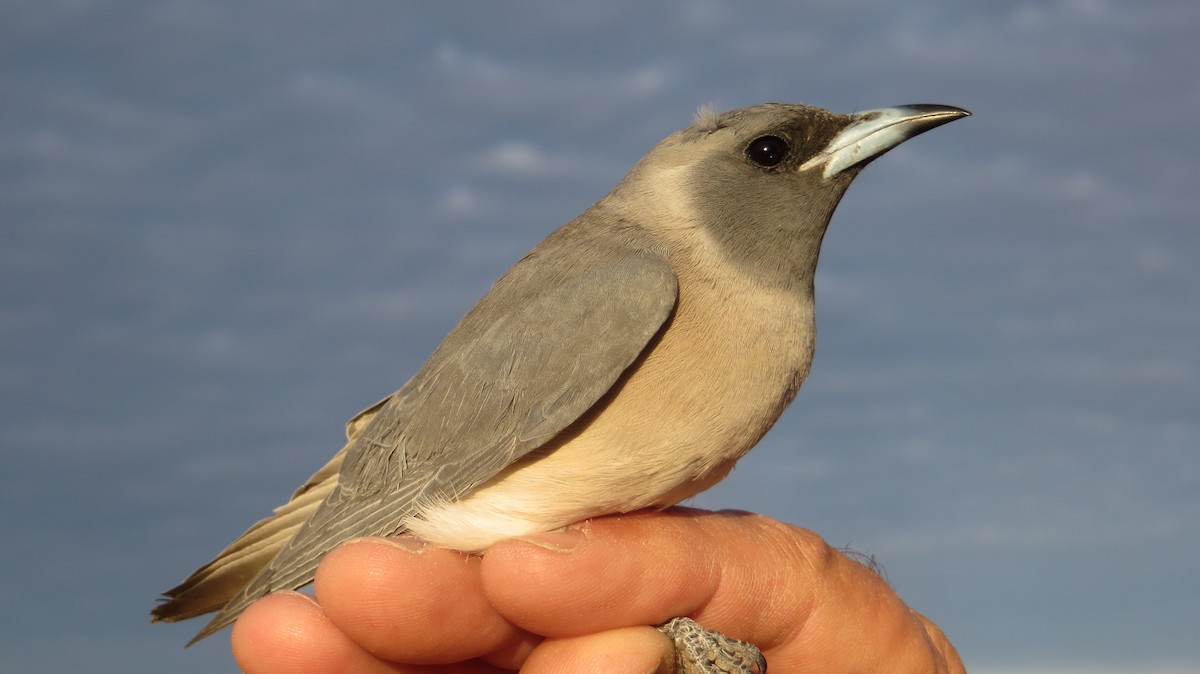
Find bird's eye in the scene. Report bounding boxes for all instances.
[745,135,790,168]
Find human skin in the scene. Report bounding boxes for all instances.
[231,508,964,673]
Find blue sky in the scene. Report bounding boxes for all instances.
[2,1,1197,672]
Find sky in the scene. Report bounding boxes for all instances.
[2,1,1198,672]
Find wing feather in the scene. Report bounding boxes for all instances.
[178,232,678,643]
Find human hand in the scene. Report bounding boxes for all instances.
[231,507,963,673]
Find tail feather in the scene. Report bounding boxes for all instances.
[151,400,387,640]
[150,460,340,622]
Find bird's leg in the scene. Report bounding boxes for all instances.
[658,617,767,674]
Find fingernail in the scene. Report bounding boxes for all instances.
[513,526,587,552]
[344,535,428,554]
[273,590,319,607]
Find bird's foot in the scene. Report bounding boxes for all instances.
[658,616,766,674]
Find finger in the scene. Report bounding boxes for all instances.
[231,590,518,674]
[314,537,536,665]
[521,626,675,674]
[910,610,967,674]
[481,509,787,641]
[232,591,357,674]
[482,507,959,672]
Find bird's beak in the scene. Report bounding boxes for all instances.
[804,104,971,179]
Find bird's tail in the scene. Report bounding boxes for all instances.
[150,449,343,628]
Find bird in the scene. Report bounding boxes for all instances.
[152,101,969,658]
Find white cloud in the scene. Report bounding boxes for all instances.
[433,41,514,83]
[481,141,550,175]
[478,139,598,179]
[287,70,387,111]
[438,184,482,216]
[675,0,730,31]
[625,64,672,94]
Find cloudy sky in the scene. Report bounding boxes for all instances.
[2,1,1197,672]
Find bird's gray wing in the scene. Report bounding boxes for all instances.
[188,237,678,643]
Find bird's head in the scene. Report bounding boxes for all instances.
[611,102,969,287]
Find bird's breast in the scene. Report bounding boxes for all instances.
[406,244,815,551]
